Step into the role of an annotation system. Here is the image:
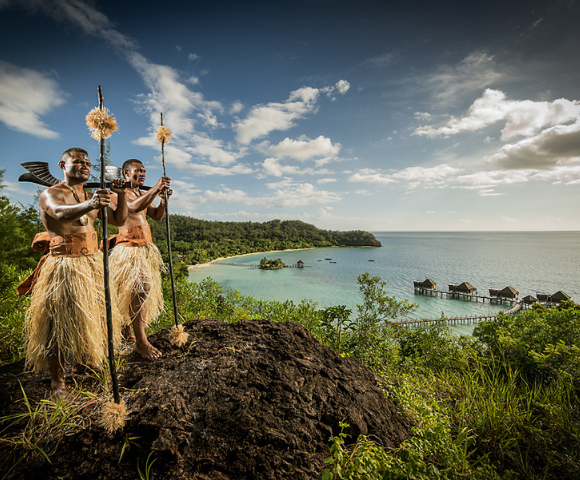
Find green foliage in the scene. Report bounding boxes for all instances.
[259,257,286,269]
[150,216,381,265]
[337,273,417,371]
[473,305,580,387]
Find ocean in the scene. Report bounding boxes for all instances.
[187,232,580,334]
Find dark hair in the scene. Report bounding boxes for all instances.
[122,159,143,171]
[61,148,88,163]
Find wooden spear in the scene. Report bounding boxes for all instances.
[157,113,188,347]
[97,86,121,404]
[87,86,127,432]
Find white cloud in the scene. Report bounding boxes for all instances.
[487,119,580,169]
[335,80,350,95]
[349,164,460,189]
[234,87,321,144]
[267,135,341,162]
[262,158,302,177]
[183,182,341,209]
[415,89,580,140]
[230,101,244,115]
[262,158,331,177]
[0,60,65,138]
[318,178,337,185]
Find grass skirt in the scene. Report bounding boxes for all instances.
[24,252,122,372]
[109,243,165,327]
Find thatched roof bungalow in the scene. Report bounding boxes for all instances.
[537,293,550,302]
[421,278,437,290]
[454,282,477,294]
[499,286,519,299]
[296,260,305,268]
[551,291,571,303]
[522,295,538,305]
[489,288,500,297]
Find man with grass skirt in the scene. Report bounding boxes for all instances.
[108,159,171,360]
[23,148,128,399]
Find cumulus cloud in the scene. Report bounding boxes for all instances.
[234,87,321,144]
[230,101,244,115]
[267,136,341,163]
[415,89,580,141]
[487,119,580,169]
[0,60,65,138]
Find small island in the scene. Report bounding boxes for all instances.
[259,257,287,270]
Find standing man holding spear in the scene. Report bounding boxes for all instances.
[23,146,127,400]
[108,157,171,359]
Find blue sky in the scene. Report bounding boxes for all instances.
[1,0,579,231]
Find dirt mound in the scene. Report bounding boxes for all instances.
[1,318,414,479]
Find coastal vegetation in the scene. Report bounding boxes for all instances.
[259,257,286,270]
[149,216,381,266]
[1,173,579,478]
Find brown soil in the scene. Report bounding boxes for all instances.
[0,318,414,479]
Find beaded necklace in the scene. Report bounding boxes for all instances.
[62,183,89,226]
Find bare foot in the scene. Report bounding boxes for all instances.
[135,340,162,360]
[122,325,136,343]
[51,380,68,401]
[72,363,96,374]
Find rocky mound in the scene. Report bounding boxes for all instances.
[0,318,414,479]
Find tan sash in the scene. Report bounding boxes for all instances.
[107,224,153,249]
[17,232,99,296]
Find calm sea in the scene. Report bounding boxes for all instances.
[188,232,580,334]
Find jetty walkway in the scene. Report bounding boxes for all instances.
[398,301,523,328]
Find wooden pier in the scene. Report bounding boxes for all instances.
[398,301,523,328]
[413,286,518,306]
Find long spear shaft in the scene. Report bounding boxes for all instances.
[98,85,120,404]
[160,113,179,327]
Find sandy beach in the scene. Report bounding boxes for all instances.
[187,247,318,270]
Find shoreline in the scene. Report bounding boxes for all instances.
[188,247,318,270]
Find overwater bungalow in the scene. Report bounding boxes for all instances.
[452,282,477,294]
[551,290,571,303]
[537,293,550,302]
[296,260,305,268]
[499,286,519,299]
[522,295,538,305]
[421,278,437,290]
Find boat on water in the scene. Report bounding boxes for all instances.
[325,257,332,260]
[330,261,337,263]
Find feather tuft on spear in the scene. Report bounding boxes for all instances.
[156,125,172,144]
[170,324,189,347]
[100,400,128,433]
[86,107,119,140]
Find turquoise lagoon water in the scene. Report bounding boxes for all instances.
[188,232,580,334]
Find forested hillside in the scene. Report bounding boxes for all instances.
[150,216,381,265]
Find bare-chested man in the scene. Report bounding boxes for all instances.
[108,159,171,360]
[24,148,128,399]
